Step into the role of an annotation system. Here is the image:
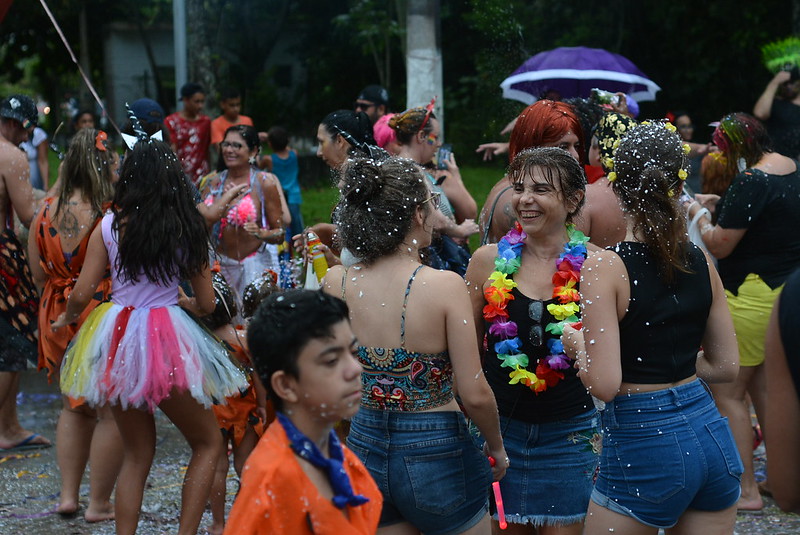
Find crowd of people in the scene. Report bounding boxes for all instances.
[0,68,798,535]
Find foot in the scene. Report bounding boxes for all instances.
[85,501,115,523]
[737,495,764,512]
[0,431,52,451]
[56,498,80,516]
[206,522,224,535]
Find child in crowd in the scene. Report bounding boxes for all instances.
[224,289,382,534]
[211,88,255,156]
[165,82,211,184]
[200,267,273,535]
[260,125,304,240]
[53,130,249,535]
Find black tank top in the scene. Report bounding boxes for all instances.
[614,242,711,384]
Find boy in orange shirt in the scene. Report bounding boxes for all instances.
[224,290,382,534]
[210,88,254,156]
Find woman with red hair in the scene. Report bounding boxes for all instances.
[479,100,583,244]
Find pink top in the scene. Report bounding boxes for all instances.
[101,213,179,309]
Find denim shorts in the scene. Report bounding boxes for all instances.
[477,409,599,527]
[347,408,491,535]
[592,379,743,528]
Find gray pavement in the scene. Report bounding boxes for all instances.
[1,370,799,534]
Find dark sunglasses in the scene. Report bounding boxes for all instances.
[354,101,376,111]
[528,300,544,347]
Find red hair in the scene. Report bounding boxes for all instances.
[509,100,583,163]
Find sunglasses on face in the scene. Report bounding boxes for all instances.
[354,101,376,111]
[220,141,244,150]
[421,191,442,210]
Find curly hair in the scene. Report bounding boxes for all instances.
[336,156,429,264]
[112,140,209,284]
[201,271,238,331]
[612,122,690,283]
[712,112,772,179]
[55,128,115,219]
[388,107,436,145]
[509,100,584,163]
[506,147,587,224]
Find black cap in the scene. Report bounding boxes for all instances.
[357,85,389,106]
[130,98,165,125]
[0,95,38,128]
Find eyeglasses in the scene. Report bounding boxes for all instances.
[220,141,244,150]
[354,101,376,111]
[528,300,543,347]
[421,191,442,210]
[677,124,694,130]
[419,96,437,132]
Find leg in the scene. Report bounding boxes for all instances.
[710,365,763,511]
[55,398,96,514]
[667,504,737,535]
[582,500,658,535]
[538,522,584,535]
[0,371,51,448]
[492,519,535,534]
[207,442,229,535]
[377,522,421,535]
[85,404,122,522]
[110,404,156,535]
[231,426,259,477]
[159,390,224,535]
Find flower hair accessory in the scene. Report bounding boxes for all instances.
[95,131,108,152]
[419,96,437,132]
[484,222,588,394]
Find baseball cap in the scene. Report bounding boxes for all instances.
[0,95,38,129]
[130,98,165,125]
[357,85,389,106]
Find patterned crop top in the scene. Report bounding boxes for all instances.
[343,265,454,411]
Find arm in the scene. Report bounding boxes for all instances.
[464,245,495,351]
[3,149,36,227]
[429,208,479,240]
[475,142,509,162]
[258,154,273,172]
[321,264,346,297]
[440,272,507,481]
[765,294,800,513]
[438,154,478,222]
[197,181,248,227]
[187,267,216,316]
[687,200,746,259]
[696,253,739,383]
[754,71,791,120]
[26,206,46,293]
[51,226,108,327]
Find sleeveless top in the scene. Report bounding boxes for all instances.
[614,241,711,384]
[102,213,181,309]
[484,287,593,424]
[343,265,454,411]
[271,150,301,204]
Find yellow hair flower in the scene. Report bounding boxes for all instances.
[665,123,677,133]
[678,168,688,180]
[607,171,617,182]
[683,143,691,154]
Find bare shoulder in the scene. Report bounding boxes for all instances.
[321,264,347,295]
[0,139,28,175]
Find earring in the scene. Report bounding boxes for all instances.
[249,156,257,166]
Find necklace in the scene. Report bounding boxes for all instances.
[483,222,589,394]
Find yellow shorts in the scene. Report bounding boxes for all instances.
[725,274,782,367]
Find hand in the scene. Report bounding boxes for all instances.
[177,287,199,314]
[475,142,509,161]
[694,193,721,215]
[50,312,70,330]
[455,218,479,239]
[483,442,510,481]
[610,92,630,116]
[220,183,248,209]
[243,221,261,238]
[255,406,268,424]
[772,70,792,86]
[561,324,586,374]
[442,152,459,174]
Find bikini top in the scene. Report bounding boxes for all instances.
[204,169,269,234]
[342,265,454,411]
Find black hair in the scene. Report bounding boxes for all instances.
[72,110,95,126]
[267,126,289,152]
[219,87,241,101]
[180,82,205,100]
[247,289,350,412]
[320,110,376,152]
[112,139,210,284]
[507,146,587,223]
[201,271,238,331]
[242,270,280,319]
[563,98,604,161]
[336,156,429,264]
[388,107,437,145]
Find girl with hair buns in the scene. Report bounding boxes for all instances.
[322,156,507,534]
[563,122,741,533]
[28,128,121,521]
[466,147,599,535]
[687,112,800,512]
[52,138,249,535]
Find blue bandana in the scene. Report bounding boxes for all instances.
[277,412,369,509]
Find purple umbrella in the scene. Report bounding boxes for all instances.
[500,46,661,105]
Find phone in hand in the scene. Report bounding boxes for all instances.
[590,88,621,106]
[436,143,453,170]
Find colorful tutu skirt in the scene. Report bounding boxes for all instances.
[60,302,250,411]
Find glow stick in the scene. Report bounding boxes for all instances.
[488,456,508,530]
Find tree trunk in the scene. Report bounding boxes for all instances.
[186,0,218,109]
[405,0,443,133]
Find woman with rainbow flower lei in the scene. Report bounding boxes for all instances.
[466,147,600,534]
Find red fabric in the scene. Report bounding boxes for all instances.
[164,113,211,183]
[585,165,605,184]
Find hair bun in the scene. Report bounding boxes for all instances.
[342,159,385,206]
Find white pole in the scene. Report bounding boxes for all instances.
[173,0,187,106]
[406,0,443,137]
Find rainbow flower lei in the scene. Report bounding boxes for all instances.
[483,222,589,394]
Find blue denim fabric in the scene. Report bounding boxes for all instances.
[592,379,743,528]
[347,408,491,535]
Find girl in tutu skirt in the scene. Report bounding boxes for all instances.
[53,134,249,535]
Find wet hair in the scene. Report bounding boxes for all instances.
[217,124,260,172]
[712,112,772,178]
[180,82,205,100]
[201,271,238,331]
[56,128,115,220]
[336,156,429,264]
[242,270,280,319]
[112,139,209,284]
[563,98,604,161]
[506,147,587,223]
[248,289,350,412]
[388,107,437,145]
[509,100,584,163]
[612,122,690,283]
[593,112,638,172]
[267,126,289,152]
[320,110,376,156]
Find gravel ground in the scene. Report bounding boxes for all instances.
[1,370,799,534]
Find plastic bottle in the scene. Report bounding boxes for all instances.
[306,231,329,284]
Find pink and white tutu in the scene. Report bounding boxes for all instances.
[60,302,250,411]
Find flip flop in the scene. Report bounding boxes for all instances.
[737,507,764,516]
[0,433,52,452]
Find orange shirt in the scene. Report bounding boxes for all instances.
[211,115,254,145]
[224,420,382,535]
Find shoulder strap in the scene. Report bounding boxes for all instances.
[340,268,348,300]
[399,265,425,347]
[481,185,513,246]
[251,169,269,228]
